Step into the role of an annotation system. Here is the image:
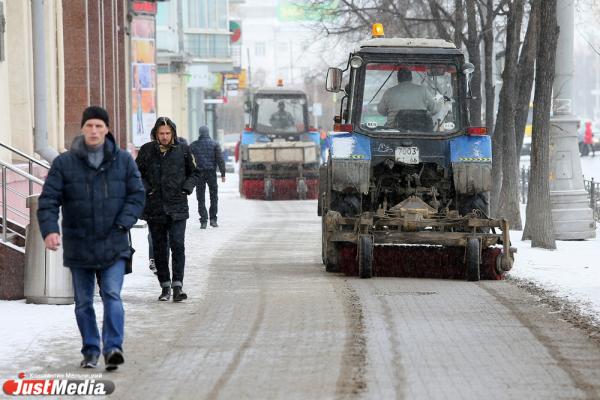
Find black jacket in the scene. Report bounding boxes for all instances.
[136,131,198,222]
[37,133,145,269]
[190,131,226,177]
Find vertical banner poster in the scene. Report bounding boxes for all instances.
[131,16,157,147]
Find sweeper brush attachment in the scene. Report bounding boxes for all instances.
[336,244,504,280]
[241,178,318,200]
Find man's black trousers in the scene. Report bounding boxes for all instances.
[196,170,218,223]
[148,217,186,288]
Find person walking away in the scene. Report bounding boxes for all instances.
[136,117,198,301]
[190,125,226,229]
[147,134,187,274]
[37,106,145,371]
[584,121,595,157]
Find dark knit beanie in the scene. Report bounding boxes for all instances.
[81,106,110,128]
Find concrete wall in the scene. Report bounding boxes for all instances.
[4,0,64,161]
[157,72,190,142]
[0,0,11,162]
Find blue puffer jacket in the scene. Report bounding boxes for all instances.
[37,134,145,269]
[190,129,226,177]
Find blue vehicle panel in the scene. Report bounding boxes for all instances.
[450,135,492,163]
[329,132,372,161]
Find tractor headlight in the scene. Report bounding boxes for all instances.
[350,56,363,69]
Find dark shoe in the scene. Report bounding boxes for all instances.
[200,221,207,229]
[104,349,124,371]
[80,353,99,368]
[210,219,218,227]
[172,286,187,302]
[158,286,171,301]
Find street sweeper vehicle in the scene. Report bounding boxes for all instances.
[319,24,515,280]
[238,83,320,200]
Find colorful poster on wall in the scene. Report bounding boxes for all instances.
[131,15,157,147]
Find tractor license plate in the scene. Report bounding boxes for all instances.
[395,147,419,164]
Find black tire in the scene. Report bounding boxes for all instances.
[264,179,273,200]
[466,237,481,281]
[297,178,307,200]
[358,235,373,279]
[321,218,327,265]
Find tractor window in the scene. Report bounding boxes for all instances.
[359,63,459,134]
[254,97,306,134]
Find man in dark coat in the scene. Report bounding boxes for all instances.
[190,125,226,229]
[136,116,198,302]
[38,106,145,371]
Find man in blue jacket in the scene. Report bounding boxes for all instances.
[38,106,145,371]
[190,125,226,229]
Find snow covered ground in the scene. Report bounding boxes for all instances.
[0,155,598,376]
[509,153,600,320]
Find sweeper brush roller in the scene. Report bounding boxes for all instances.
[336,244,504,280]
[241,178,319,200]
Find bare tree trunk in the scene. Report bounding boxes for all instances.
[496,0,525,230]
[464,0,482,126]
[454,0,464,46]
[482,0,495,134]
[514,0,540,155]
[522,0,558,248]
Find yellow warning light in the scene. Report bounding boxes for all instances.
[372,23,384,38]
[276,79,284,87]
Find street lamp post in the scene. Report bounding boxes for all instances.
[549,0,596,239]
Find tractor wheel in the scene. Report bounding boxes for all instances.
[264,179,274,200]
[297,178,308,200]
[325,243,340,273]
[466,237,481,281]
[358,235,373,279]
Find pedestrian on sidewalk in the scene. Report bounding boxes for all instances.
[146,132,187,274]
[584,121,595,157]
[37,106,145,371]
[190,125,226,229]
[136,116,198,302]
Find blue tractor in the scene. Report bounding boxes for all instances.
[238,85,321,200]
[319,25,515,280]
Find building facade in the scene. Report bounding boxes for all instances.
[157,0,233,143]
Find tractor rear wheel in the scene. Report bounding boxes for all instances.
[264,179,274,200]
[358,235,373,279]
[466,237,481,281]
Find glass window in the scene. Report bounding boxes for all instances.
[185,34,229,58]
[207,0,217,28]
[360,63,458,134]
[217,0,228,29]
[255,97,306,134]
[255,42,266,57]
[156,2,169,26]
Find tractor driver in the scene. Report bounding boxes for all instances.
[269,101,296,130]
[377,69,440,131]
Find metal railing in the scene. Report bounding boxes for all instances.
[583,177,599,222]
[0,143,48,245]
[519,166,600,222]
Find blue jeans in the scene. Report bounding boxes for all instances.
[70,259,125,357]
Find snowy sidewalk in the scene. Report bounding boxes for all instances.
[1,172,599,379]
